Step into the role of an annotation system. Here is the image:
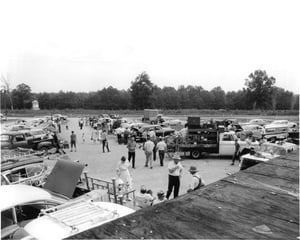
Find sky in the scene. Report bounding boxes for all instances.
[0,0,299,94]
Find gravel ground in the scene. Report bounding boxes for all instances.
[51,117,240,204]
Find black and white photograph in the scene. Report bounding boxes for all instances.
[0,0,299,239]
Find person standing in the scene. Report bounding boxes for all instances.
[143,137,155,169]
[127,137,137,168]
[231,138,240,165]
[101,130,110,153]
[149,130,157,161]
[57,120,61,133]
[53,132,65,154]
[166,154,183,199]
[156,137,167,166]
[123,127,130,145]
[70,131,77,152]
[187,166,205,192]
[116,156,132,191]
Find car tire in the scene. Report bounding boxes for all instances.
[191,150,201,159]
[38,146,49,152]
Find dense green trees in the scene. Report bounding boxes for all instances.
[130,72,154,109]
[0,70,298,111]
[245,70,276,110]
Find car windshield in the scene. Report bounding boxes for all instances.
[257,145,286,156]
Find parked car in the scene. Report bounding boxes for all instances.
[0,131,55,151]
[1,157,48,187]
[240,142,297,170]
[52,114,67,121]
[268,120,297,129]
[239,124,265,139]
[132,124,175,142]
[0,113,7,121]
[242,119,267,126]
[3,124,32,132]
[0,184,67,239]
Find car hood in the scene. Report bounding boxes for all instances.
[241,152,279,162]
[43,159,85,198]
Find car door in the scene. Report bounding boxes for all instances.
[219,133,235,156]
[12,134,28,148]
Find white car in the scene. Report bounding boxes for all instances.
[243,119,267,126]
[241,124,265,136]
[23,199,135,240]
[1,185,67,239]
[240,142,297,170]
[268,120,297,129]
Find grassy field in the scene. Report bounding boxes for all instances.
[2,108,299,117]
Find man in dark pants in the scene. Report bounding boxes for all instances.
[127,137,137,168]
[53,132,65,154]
[166,154,183,199]
[156,136,167,166]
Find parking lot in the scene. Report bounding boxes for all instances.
[52,117,240,199]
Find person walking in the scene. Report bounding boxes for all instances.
[187,166,205,192]
[143,137,155,169]
[101,130,110,153]
[166,154,183,199]
[127,137,137,168]
[156,137,167,166]
[231,138,240,165]
[70,131,77,152]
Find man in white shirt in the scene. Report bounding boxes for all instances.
[156,137,167,166]
[135,185,154,208]
[166,154,183,199]
[143,137,155,169]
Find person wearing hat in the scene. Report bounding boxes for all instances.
[156,136,167,166]
[166,154,183,199]
[153,190,166,205]
[187,166,205,192]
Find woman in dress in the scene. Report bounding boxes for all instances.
[116,156,132,190]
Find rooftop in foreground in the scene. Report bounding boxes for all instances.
[70,150,299,239]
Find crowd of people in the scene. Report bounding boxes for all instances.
[56,116,208,210]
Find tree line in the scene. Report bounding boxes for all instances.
[1,70,299,111]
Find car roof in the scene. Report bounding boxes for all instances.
[0,185,52,211]
[24,201,135,239]
[1,131,27,136]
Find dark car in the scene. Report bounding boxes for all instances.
[132,124,175,142]
[0,131,55,151]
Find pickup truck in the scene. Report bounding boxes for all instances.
[167,128,258,159]
[0,131,56,151]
